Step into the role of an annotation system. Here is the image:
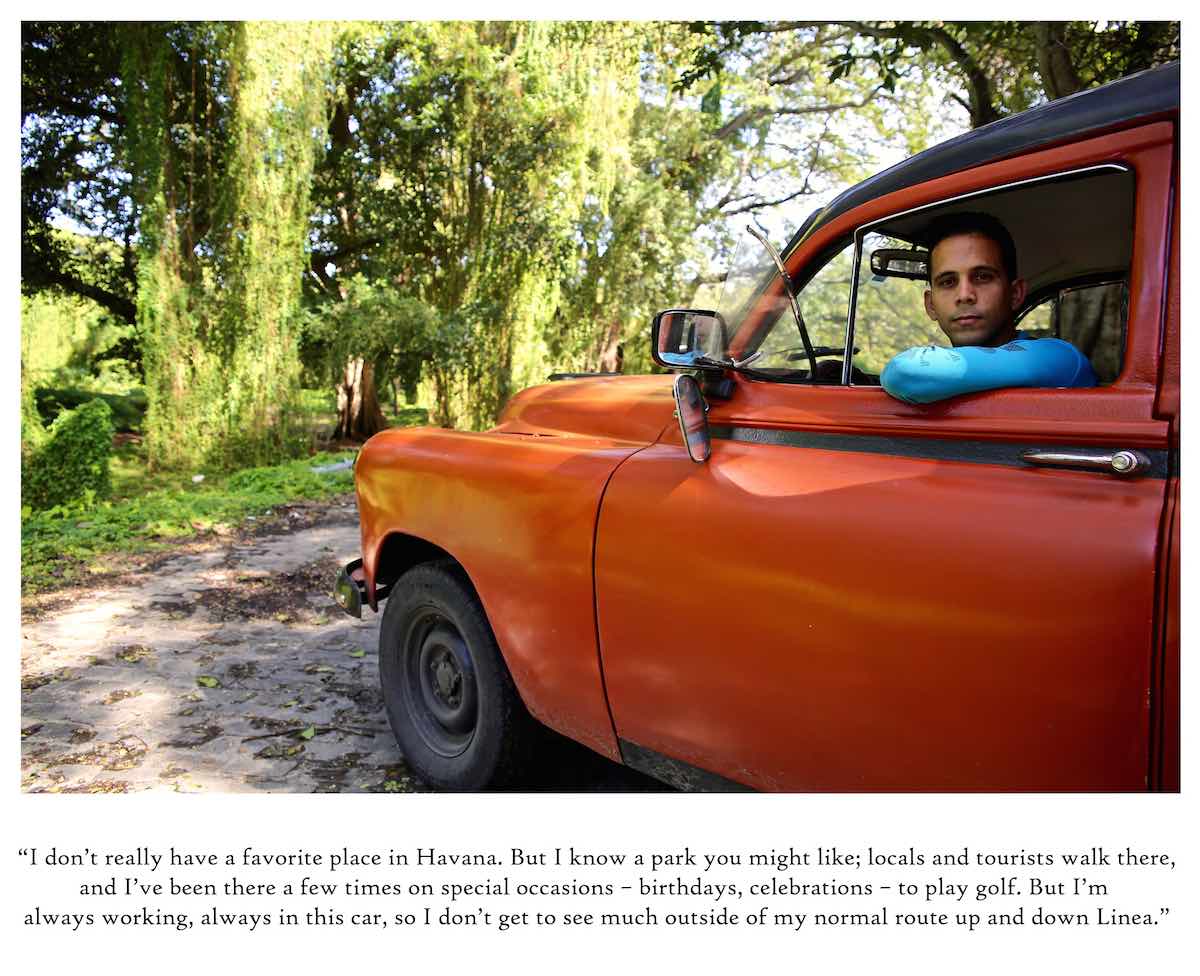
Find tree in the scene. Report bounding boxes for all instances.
[212,22,338,463]
[669,20,1178,376]
[35,20,1168,450]
[25,21,337,469]
[122,22,335,469]
[305,23,881,426]
[26,20,939,442]
[305,24,637,427]
[22,22,137,324]
[551,60,737,377]
[302,277,442,440]
[682,21,1179,130]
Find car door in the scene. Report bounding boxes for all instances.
[593,123,1175,791]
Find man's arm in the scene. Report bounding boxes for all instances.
[880,338,1098,405]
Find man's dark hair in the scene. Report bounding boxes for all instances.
[922,211,1018,282]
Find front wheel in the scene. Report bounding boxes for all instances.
[379,563,533,790]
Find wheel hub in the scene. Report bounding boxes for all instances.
[405,620,478,753]
[431,652,462,706]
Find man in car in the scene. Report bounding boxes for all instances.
[880,212,1097,404]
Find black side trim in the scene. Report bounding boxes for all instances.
[620,739,754,793]
[710,425,1171,479]
[547,372,623,381]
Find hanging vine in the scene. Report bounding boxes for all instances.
[124,21,336,469]
[216,21,337,464]
[122,23,225,470]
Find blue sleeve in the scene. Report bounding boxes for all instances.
[880,339,1098,404]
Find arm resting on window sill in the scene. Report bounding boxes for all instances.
[880,338,1098,405]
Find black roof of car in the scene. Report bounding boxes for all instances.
[787,61,1180,255]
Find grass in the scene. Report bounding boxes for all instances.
[109,441,194,500]
[21,451,358,594]
[21,387,432,595]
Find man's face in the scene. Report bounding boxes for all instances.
[923,232,1026,347]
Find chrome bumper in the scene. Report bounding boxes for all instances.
[338,557,398,614]
[333,559,366,617]
[334,558,391,617]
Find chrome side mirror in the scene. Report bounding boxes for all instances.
[651,309,728,370]
[672,373,710,463]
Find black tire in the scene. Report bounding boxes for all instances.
[379,562,533,790]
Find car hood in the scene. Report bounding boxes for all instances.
[492,374,676,445]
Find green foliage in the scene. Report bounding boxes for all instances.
[122,22,337,470]
[28,19,1177,455]
[35,388,147,432]
[302,276,443,402]
[225,457,353,498]
[122,23,224,470]
[550,56,742,379]
[22,287,140,392]
[212,21,339,464]
[22,23,137,325]
[1063,22,1180,86]
[673,22,766,91]
[21,450,356,593]
[22,399,115,511]
[21,374,46,459]
[312,22,669,428]
[680,21,1178,133]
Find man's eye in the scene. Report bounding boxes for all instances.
[936,278,955,288]
[973,271,995,282]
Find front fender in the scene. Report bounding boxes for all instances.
[354,425,662,761]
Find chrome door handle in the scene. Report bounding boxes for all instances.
[1021,448,1151,476]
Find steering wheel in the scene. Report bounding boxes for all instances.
[785,346,858,361]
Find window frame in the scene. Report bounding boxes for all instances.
[1018,274,1131,327]
[840,163,1134,385]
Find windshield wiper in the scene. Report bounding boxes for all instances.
[745,225,819,377]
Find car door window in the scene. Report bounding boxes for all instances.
[1047,281,1128,384]
[847,165,1134,385]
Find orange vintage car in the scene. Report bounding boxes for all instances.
[336,63,1179,792]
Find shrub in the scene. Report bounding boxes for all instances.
[22,398,115,511]
[21,381,46,459]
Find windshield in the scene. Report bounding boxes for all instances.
[715,231,788,338]
[707,216,854,380]
[713,215,819,366]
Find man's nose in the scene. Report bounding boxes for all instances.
[955,280,976,303]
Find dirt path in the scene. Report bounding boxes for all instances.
[21,499,662,794]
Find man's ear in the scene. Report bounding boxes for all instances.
[924,289,936,320]
[1010,277,1027,310]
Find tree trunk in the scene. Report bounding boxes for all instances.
[926,26,1001,128]
[334,356,387,441]
[430,367,457,429]
[1034,23,1085,101]
[591,318,625,372]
